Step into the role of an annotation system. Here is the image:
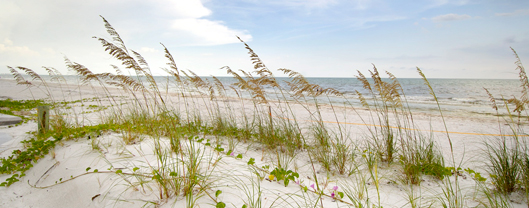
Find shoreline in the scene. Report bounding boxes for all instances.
[0,76,515,118]
[1,76,528,207]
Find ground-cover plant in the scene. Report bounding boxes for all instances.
[0,99,45,122]
[0,122,117,186]
[399,135,450,184]
[0,138,55,186]
[269,167,299,187]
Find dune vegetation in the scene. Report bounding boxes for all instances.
[1,16,529,207]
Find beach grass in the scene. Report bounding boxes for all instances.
[1,16,529,207]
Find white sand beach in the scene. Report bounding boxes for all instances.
[0,77,528,208]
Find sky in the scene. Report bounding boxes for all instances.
[0,0,528,79]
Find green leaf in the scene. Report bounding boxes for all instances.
[215,190,222,198]
[284,179,290,187]
[242,205,247,208]
[292,172,299,178]
[86,167,91,171]
[133,167,139,172]
[93,169,98,173]
[248,158,255,165]
[216,202,226,208]
[271,168,278,175]
[338,192,344,199]
[236,154,243,159]
[116,169,122,174]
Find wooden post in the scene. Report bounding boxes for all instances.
[38,106,49,135]
[268,106,273,126]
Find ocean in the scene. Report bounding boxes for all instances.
[1,74,522,117]
[194,77,522,117]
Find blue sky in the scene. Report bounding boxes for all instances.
[0,0,528,79]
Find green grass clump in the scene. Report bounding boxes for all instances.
[520,151,529,203]
[485,137,520,194]
[400,137,449,184]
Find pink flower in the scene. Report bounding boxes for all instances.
[230,152,234,156]
[295,180,300,185]
[310,184,315,190]
[331,185,339,199]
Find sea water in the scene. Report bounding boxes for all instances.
[3,75,522,117]
[200,77,521,117]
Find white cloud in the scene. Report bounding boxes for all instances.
[172,19,252,45]
[0,0,254,75]
[495,9,529,17]
[0,0,250,47]
[3,38,13,45]
[431,13,471,22]
[136,0,253,45]
[143,0,253,46]
[42,48,56,55]
[0,38,39,56]
[151,0,212,18]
